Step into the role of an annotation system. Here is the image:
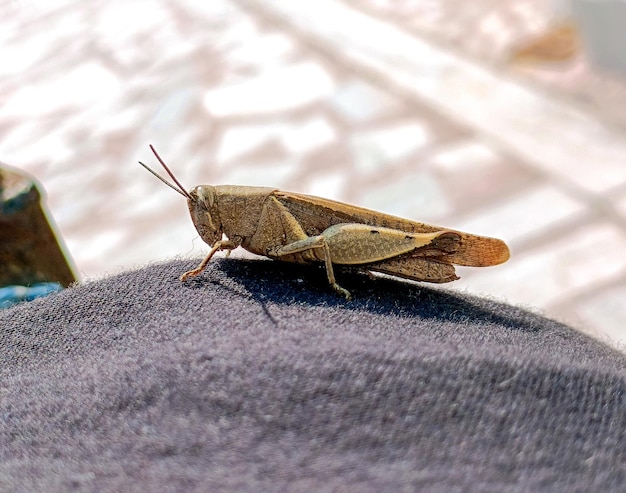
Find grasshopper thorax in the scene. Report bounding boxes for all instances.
[188,185,223,247]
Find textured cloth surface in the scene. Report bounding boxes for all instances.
[1,258,625,492]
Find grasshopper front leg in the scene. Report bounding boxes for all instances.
[276,223,460,299]
[180,239,240,281]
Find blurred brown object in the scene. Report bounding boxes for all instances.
[0,165,76,288]
[509,21,580,65]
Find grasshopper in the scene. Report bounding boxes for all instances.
[140,146,509,299]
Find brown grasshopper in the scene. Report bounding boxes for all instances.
[140,145,509,299]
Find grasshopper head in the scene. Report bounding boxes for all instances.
[140,145,223,247]
[188,185,223,246]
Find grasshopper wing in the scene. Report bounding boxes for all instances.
[274,191,510,268]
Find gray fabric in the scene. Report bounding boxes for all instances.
[1,258,625,492]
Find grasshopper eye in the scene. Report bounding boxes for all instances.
[191,185,216,209]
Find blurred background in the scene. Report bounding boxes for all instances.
[2,0,626,349]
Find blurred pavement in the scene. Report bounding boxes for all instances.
[2,0,626,349]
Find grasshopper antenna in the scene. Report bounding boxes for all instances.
[139,145,193,200]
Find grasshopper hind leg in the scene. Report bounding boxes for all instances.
[276,235,352,300]
[320,240,352,299]
[276,224,461,299]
